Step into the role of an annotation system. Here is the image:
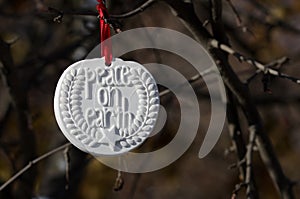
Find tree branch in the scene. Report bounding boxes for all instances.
[0,37,37,198]
[164,1,295,198]
[245,125,257,199]
[0,143,71,192]
[110,0,156,18]
[44,0,157,21]
[210,40,300,84]
[210,1,258,198]
[227,92,249,197]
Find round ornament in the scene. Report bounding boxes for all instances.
[54,58,160,155]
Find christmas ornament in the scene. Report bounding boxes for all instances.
[53,1,160,155]
[54,58,160,155]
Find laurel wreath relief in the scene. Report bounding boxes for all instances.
[59,69,102,148]
[118,68,159,148]
[59,66,159,151]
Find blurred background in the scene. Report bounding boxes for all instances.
[1,0,300,198]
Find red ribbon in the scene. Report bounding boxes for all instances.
[96,0,112,65]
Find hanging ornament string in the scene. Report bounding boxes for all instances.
[96,0,112,65]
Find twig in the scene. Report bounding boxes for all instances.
[228,158,246,170]
[46,7,121,33]
[246,69,260,84]
[233,182,246,195]
[246,57,289,85]
[2,1,156,21]
[46,0,157,20]
[209,39,300,84]
[225,0,252,34]
[245,125,257,199]
[63,145,70,190]
[225,0,242,27]
[159,67,214,97]
[265,57,289,69]
[225,88,247,186]
[0,143,71,192]
[113,170,124,191]
[110,0,156,18]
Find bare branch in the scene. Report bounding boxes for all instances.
[225,0,252,34]
[208,20,295,199]
[209,1,258,198]
[113,170,124,191]
[226,91,247,176]
[42,0,157,20]
[63,145,70,190]
[169,0,294,197]
[265,57,289,69]
[0,143,71,192]
[225,0,242,27]
[233,182,246,196]
[210,39,300,84]
[245,125,257,199]
[0,37,37,198]
[46,7,122,33]
[110,0,156,18]
[159,67,214,97]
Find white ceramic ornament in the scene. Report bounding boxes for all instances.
[54,58,160,156]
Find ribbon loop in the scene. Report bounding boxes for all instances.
[96,0,112,65]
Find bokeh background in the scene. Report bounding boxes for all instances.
[1,0,300,198]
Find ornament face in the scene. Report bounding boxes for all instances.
[54,58,160,155]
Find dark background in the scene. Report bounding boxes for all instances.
[1,0,300,198]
